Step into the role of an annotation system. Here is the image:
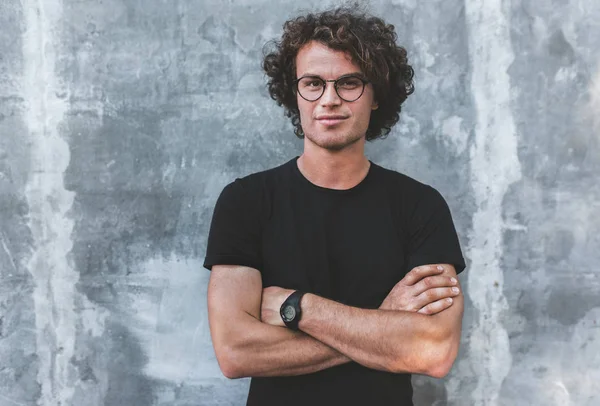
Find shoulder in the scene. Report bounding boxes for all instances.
[371,162,453,231]
[238,158,291,186]
[372,162,443,202]
[216,157,294,215]
[221,157,293,193]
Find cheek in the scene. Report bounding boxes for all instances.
[297,100,314,121]
[352,103,374,124]
[351,92,376,123]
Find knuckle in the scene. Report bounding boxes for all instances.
[425,289,437,300]
[415,265,428,274]
[430,302,443,313]
[427,306,437,315]
[437,276,450,287]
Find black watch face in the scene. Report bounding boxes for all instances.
[282,305,296,322]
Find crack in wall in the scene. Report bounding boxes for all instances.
[21,1,77,405]
[460,0,522,404]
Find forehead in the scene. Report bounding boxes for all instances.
[295,41,362,78]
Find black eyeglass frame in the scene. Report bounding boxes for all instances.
[293,74,370,102]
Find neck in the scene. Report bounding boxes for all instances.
[297,140,370,190]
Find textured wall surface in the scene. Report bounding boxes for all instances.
[1,0,599,405]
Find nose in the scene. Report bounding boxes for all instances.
[319,82,342,107]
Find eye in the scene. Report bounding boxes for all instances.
[298,77,324,89]
[306,79,324,88]
[337,77,362,89]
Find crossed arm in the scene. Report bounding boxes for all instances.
[207,264,464,379]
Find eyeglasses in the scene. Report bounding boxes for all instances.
[294,74,369,102]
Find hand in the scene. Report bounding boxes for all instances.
[379,264,460,315]
[261,286,295,327]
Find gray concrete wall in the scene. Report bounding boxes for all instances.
[0,0,598,405]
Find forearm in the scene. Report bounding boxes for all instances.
[220,317,350,378]
[298,293,452,375]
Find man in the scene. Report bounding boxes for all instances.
[203,6,466,406]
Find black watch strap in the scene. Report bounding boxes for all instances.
[280,290,306,330]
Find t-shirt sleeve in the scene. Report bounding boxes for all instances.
[203,179,263,271]
[405,185,466,275]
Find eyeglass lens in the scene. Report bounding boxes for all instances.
[297,76,365,102]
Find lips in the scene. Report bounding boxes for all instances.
[316,115,348,126]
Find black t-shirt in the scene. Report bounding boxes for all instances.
[203,156,466,406]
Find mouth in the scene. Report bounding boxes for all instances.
[316,116,348,126]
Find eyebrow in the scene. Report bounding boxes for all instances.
[298,72,365,79]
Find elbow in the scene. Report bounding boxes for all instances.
[210,318,261,379]
[387,357,455,377]
[220,363,242,380]
[423,339,460,378]
[387,338,459,378]
[214,345,246,380]
[425,356,455,379]
[221,367,239,380]
[422,317,462,378]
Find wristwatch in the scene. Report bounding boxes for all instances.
[280,290,306,331]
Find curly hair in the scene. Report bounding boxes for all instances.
[262,5,414,141]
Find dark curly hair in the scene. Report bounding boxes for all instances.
[263,5,414,141]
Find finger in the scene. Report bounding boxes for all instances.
[402,264,445,286]
[415,286,461,308]
[418,297,454,315]
[412,275,458,296]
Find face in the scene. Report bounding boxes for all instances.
[295,41,378,151]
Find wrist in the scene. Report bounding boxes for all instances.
[280,290,306,330]
[297,293,316,332]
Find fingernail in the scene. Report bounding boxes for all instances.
[446,298,453,303]
[451,277,457,284]
[452,287,460,293]
[437,265,444,271]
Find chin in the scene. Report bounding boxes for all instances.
[305,128,365,151]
